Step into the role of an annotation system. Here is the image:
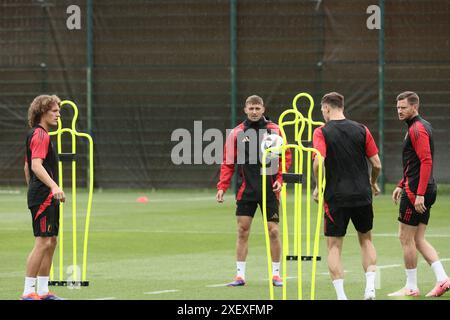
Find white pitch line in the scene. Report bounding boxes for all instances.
[207,258,450,287]
[208,258,450,286]
[318,270,352,276]
[92,297,116,300]
[206,283,228,288]
[349,233,450,238]
[207,274,335,287]
[144,289,179,295]
[0,189,21,194]
[206,276,300,288]
[377,258,450,270]
[378,264,402,269]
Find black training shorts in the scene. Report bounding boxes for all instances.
[30,198,60,237]
[324,202,373,237]
[236,199,280,223]
[398,190,436,226]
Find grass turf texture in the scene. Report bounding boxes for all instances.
[0,186,449,300]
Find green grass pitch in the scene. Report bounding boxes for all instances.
[1,186,449,300]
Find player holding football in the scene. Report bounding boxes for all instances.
[388,91,450,297]
[22,95,65,300]
[216,95,291,287]
[312,92,382,300]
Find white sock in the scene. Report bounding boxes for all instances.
[332,279,347,300]
[405,268,418,290]
[37,276,49,295]
[236,261,246,279]
[365,271,376,293]
[23,277,37,295]
[272,262,281,277]
[431,261,448,282]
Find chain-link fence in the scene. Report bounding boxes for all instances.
[1,0,449,188]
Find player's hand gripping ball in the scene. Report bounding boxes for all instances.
[261,133,284,159]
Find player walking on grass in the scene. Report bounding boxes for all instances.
[216,95,291,287]
[388,91,450,298]
[312,92,382,300]
[21,95,65,300]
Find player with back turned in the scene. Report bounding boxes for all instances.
[312,92,382,300]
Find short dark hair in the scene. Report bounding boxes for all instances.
[321,92,344,108]
[397,91,419,106]
[245,95,264,106]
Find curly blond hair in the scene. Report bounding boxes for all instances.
[28,95,61,128]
